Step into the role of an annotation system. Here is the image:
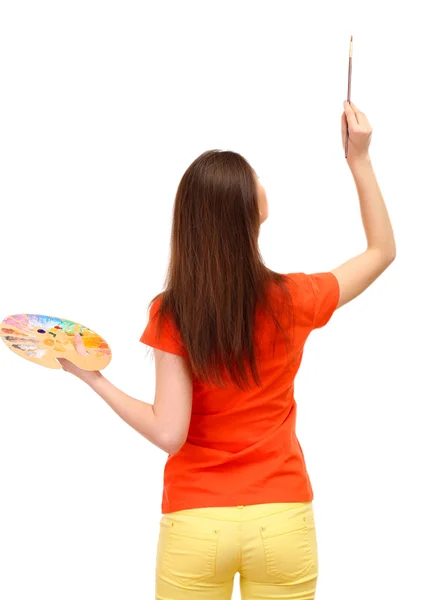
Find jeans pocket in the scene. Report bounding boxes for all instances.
[161,517,220,583]
[260,513,315,582]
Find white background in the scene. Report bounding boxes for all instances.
[1,1,436,599]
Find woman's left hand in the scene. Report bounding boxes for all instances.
[57,332,101,384]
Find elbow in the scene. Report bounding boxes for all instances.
[160,431,187,455]
[386,237,396,263]
[387,237,397,264]
[387,246,396,265]
[369,245,396,267]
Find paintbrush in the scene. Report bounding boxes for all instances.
[345,35,353,158]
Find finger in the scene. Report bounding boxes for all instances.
[74,334,88,356]
[341,111,347,135]
[349,102,372,131]
[74,332,89,356]
[56,357,69,370]
[343,100,359,128]
[348,101,364,124]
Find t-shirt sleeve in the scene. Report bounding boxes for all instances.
[140,296,188,357]
[307,272,340,329]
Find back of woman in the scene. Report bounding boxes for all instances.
[62,100,395,600]
[140,101,395,600]
[143,271,338,515]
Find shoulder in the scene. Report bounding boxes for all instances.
[281,272,315,326]
[286,272,340,329]
[147,293,178,332]
[148,294,163,318]
[142,293,188,357]
[284,272,315,306]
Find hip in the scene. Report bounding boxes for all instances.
[156,502,318,598]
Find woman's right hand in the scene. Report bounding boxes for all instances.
[341,101,373,166]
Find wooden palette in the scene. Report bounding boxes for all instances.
[1,314,111,371]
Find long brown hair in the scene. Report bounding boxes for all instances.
[148,150,294,391]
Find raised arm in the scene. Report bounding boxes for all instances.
[332,101,396,309]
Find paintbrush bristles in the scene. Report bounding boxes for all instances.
[349,35,353,57]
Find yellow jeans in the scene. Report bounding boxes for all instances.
[156,502,318,599]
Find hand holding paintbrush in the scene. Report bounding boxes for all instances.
[341,101,373,166]
[345,35,353,158]
[341,36,373,165]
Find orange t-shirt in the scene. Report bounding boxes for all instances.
[140,272,340,514]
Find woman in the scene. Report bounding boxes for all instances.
[59,100,396,600]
